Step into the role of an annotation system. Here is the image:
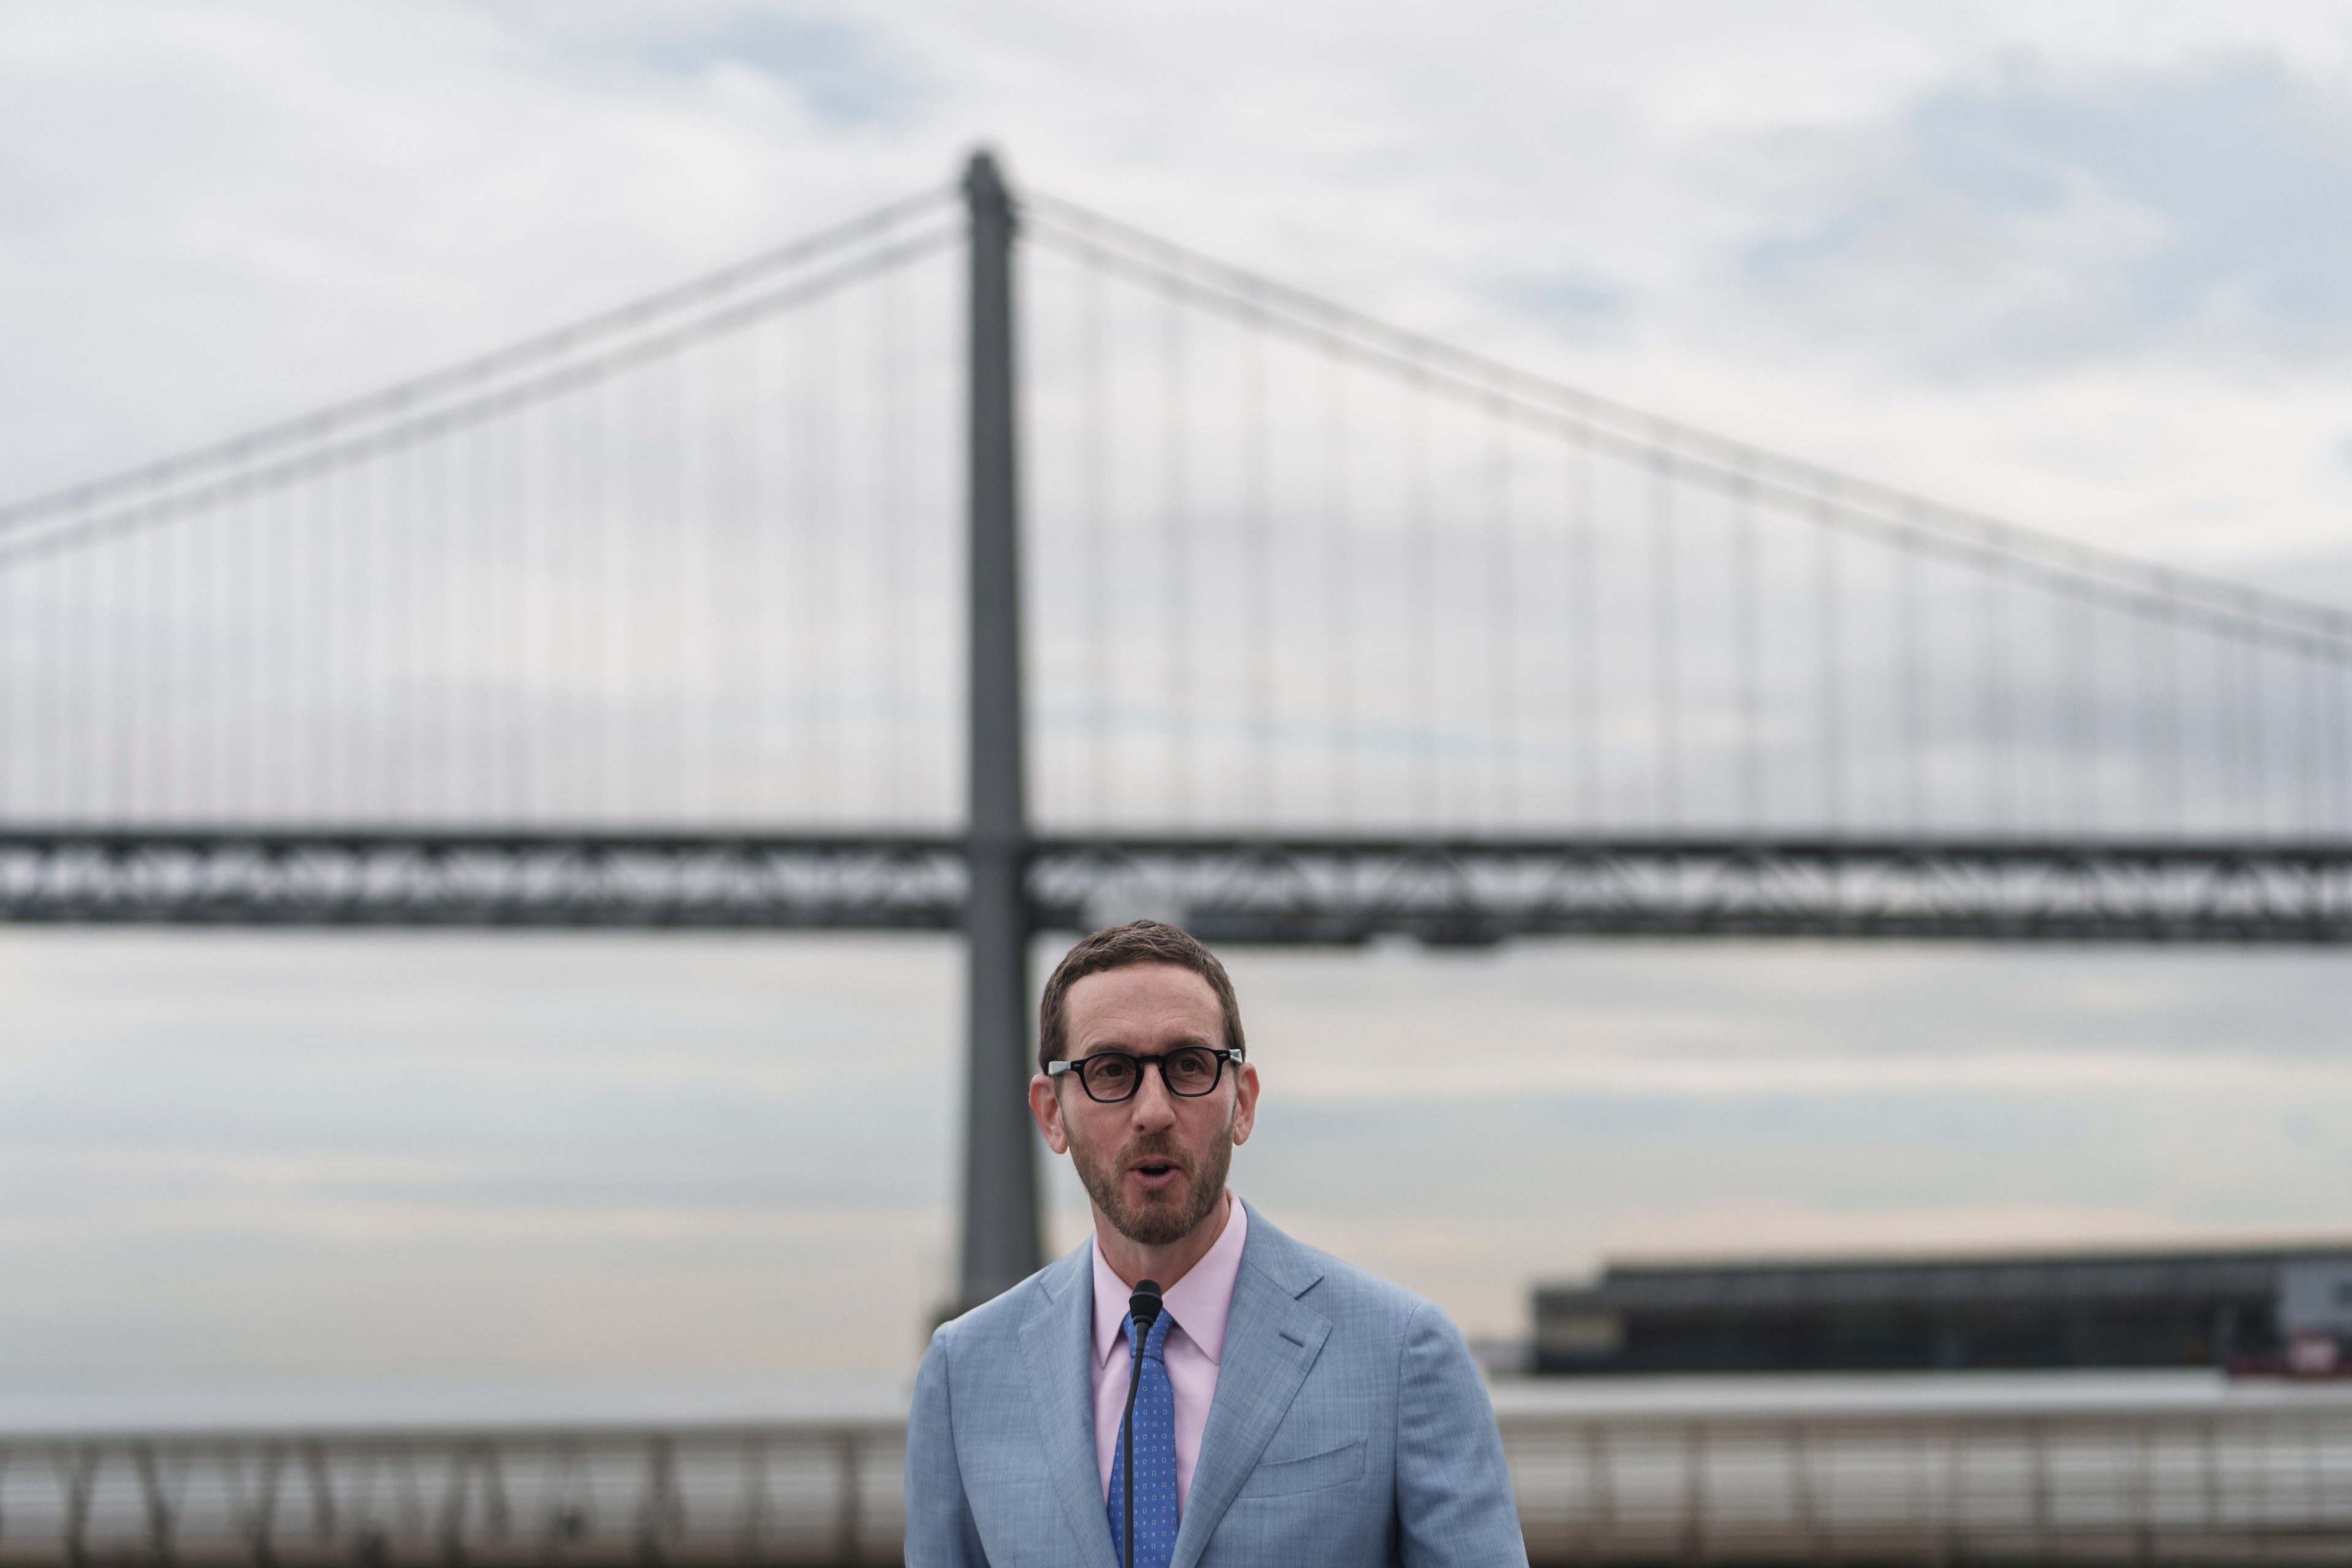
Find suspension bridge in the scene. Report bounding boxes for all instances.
[5,151,2352,1307]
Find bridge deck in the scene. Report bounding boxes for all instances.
[5,829,2351,942]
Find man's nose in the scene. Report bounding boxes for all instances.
[1128,1062,1178,1125]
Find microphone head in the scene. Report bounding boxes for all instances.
[1129,1280,1163,1329]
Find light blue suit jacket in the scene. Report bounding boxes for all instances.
[906,1200,1526,1568]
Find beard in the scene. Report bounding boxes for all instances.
[1068,1118,1234,1248]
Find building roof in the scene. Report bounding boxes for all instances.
[1536,1245,2352,1315]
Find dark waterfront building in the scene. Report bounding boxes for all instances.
[1533,1244,2352,1376]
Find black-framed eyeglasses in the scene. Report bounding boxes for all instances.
[1046,1046,1243,1104]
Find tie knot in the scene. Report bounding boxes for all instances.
[1131,1305,1175,1363]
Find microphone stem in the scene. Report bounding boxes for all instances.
[1121,1335,1142,1568]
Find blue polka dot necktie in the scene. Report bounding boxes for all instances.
[1105,1306,1178,1568]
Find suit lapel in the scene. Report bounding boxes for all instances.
[1020,1244,1123,1568]
[1169,1208,1333,1568]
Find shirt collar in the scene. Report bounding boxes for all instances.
[1090,1193,1250,1369]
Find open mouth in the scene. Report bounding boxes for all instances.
[1131,1159,1180,1182]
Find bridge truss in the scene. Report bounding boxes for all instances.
[6,828,2348,942]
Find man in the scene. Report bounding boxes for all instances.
[907,921,1525,1568]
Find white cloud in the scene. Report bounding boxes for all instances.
[7,0,2352,669]
[9,0,2352,586]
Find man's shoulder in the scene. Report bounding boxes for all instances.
[927,1245,1085,1359]
[1240,1206,1447,1341]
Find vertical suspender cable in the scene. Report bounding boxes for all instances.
[1649,447,1678,830]
[554,380,581,821]
[789,304,817,818]
[207,489,229,817]
[813,301,840,820]
[9,547,28,813]
[428,416,452,819]
[544,383,567,821]
[0,540,11,818]
[2214,627,2239,834]
[1980,554,2006,833]
[61,507,86,818]
[1814,494,1844,832]
[714,317,747,822]
[394,439,418,819]
[2297,645,2318,837]
[481,408,504,818]
[668,339,695,821]
[2241,598,2266,835]
[1733,467,1759,832]
[2163,593,2184,833]
[342,456,360,820]
[2065,577,2094,835]
[70,519,93,819]
[1246,309,1272,827]
[902,258,925,824]
[1082,250,1108,827]
[498,406,521,820]
[448,412,470,817]
[147,506,166,817]
[2323,649,2342,842]
[546,390,570,822]
[106,500,130,816]
[1325,348,1352,826]
[879,255,907,825]
[747,317,773,822]
[2128,592,2154,834]
[1408,369,1434,824]
[307,462,329,820]
[1488,397,1516,829]
[353,440,375,818]
[125,505,140,816]
[126,486,148,818]
[1571,431,1597,828]
[1164,279,1189,825]
[452,410,472,820]
[148,510,164,817]
[270,468,292,820]
[191,489,213,815]
[459,422,480,820]
[600,369,624,821]
[1901,533,1925,832]
[126,503,140,823]
[621,367,648,821]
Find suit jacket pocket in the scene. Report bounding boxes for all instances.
[1235,1438,1366,1498]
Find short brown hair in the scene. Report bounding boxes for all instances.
[1037,921,1246,1074]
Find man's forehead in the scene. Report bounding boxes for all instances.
[1065,962,1222,1033]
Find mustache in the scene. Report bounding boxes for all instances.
[1118,1135,1192,1170]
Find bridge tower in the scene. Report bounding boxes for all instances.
[958,149,1044,1309]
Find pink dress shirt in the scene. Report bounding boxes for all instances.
[1089,1194,1248,1513]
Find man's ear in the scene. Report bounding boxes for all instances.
[1229,1060,1260,1147]
[1029,1072,1070,1154]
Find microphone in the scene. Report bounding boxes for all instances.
[1122,1280,1163,1568]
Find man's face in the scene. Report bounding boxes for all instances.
[1029,963,1260,1248]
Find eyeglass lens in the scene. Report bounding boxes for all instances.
[1078,1046,1223,1101]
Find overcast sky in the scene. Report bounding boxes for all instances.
[6,928,2351,1428]
[10,1,2352,584]
[7,0,2352,1421]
